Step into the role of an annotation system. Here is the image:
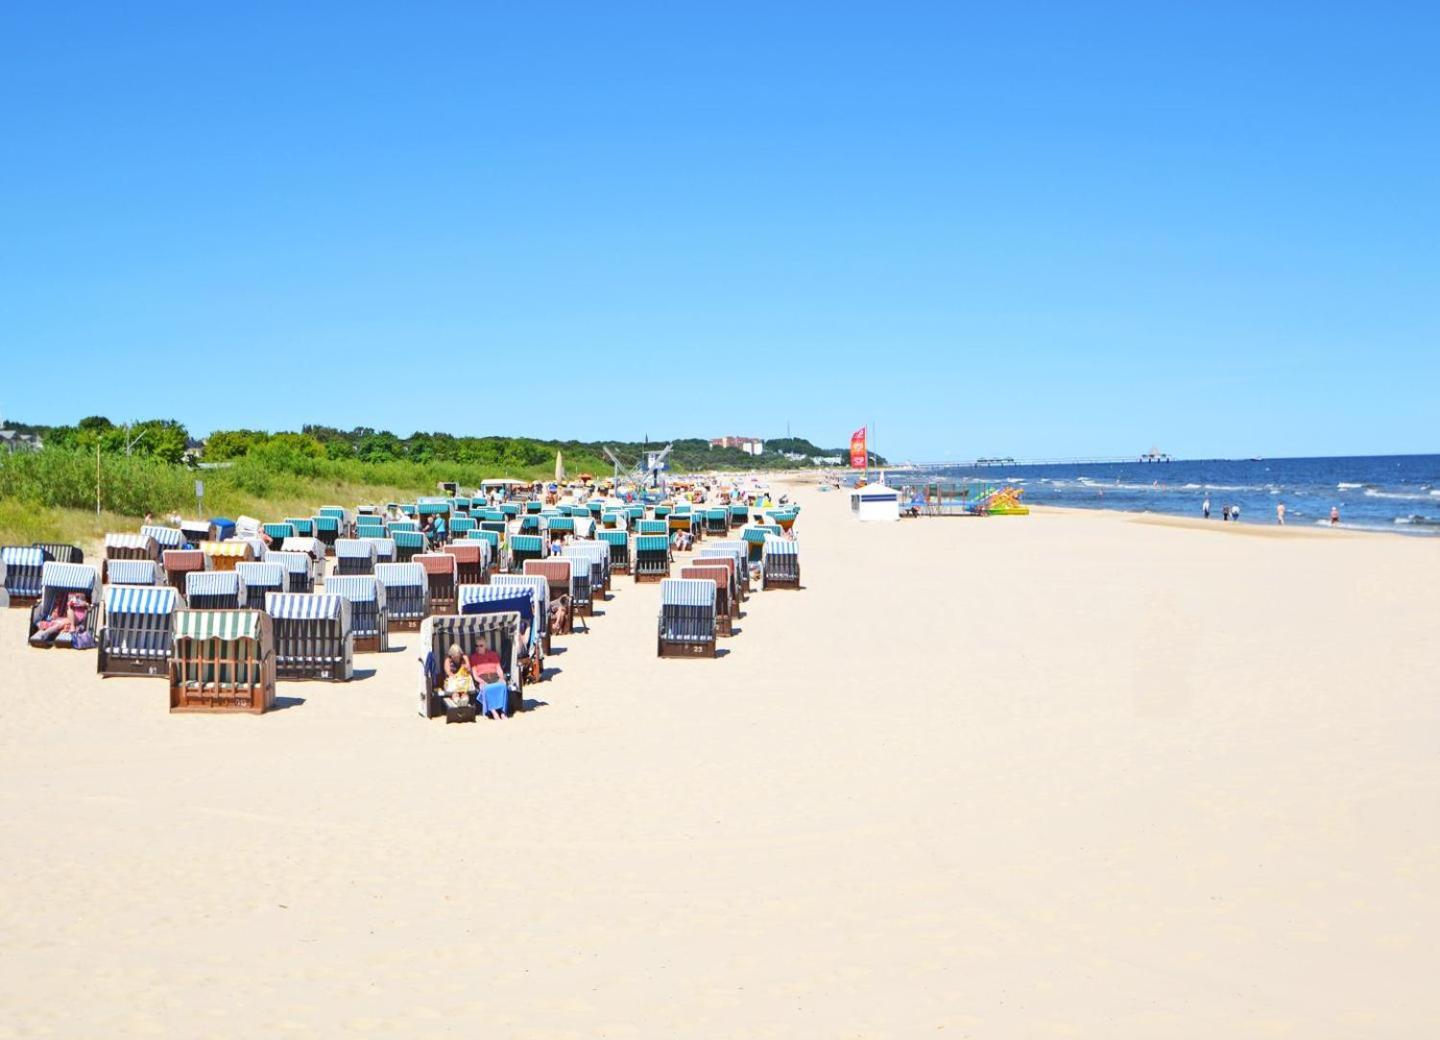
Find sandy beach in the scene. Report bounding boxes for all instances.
[2,487,1438,1038]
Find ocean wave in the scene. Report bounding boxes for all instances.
[1337,482,1365,489]
[1395,515,1440,527]
[1362,489,1434,501]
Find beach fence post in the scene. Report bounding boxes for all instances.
[195,479,205,518]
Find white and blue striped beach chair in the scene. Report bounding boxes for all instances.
[416,612,523,720]
[264,592,354,681]
[334,538,378,575]
[27,562,102,647]
[657,578,717,658]
[97,584,177,676]
[185,570,247,610]
[761,537,801,590]
[375,562,429,631]
[264,549,315,593]
[325,575,389,652]
[235,561,286,609]
[105,559,160,586]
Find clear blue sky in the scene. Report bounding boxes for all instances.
[3,2,1436,461]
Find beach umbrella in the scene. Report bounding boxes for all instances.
[555,451,565,482]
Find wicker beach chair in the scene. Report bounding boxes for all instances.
[633,534,671,583]
[102,558,159,587]
[97,584,177,676]
[27,562,101,647]
[334,538,377,575]
[162,549,208,595]
[141,525,186,552]
[416,612,523,720]
[414,552,459,615]
[264,592,354,681]
[31,543,84,565]
[523,558,575,632]
[444,541,489,587]
[657,578,717,658]
[185,570,247,610]
[325,575,389,653]
[263,550,314,593]
[491,574,552,656]
[598,529,630,574]
[375,562,429,631]
[168,609,276,713]
[761,537,801,590]
[458,583,542,684]
[235,562,286,608]
[200,539,253,572]
[681,563,735,636]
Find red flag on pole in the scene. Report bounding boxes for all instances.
[849,427,867,469]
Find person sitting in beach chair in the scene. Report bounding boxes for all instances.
[30,591,91,647]
[548,593,571,636]
[467,644,509,719]
[442,644,476,705]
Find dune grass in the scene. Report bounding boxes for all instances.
[0,449,570,555]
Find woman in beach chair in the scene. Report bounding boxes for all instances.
[31,591,92,647]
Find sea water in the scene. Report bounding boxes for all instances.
[896,454,1440,535]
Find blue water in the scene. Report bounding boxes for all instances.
[892,454,1440,535]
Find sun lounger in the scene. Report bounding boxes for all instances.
[657,578,717,658]
[235,562,286,608]
[375,562,429,631]
[97,584,177,676]
[264,592,354,681]
[169,609,276,713]
[633,534,670,583]
[762,537,801,590]
[325,575,390,652]
[416,612,524,720]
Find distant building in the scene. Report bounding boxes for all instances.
[0,429,43,453]
[710,435,764,456]
[811,455,842,466]
[781,451,808,462]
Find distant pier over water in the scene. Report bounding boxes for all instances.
[903,452,1174,469]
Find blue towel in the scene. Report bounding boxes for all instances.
[482,681,509,715]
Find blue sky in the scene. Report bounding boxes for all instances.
[3,2,1436,461]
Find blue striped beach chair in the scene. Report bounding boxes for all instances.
[102,558,159,586]
[264,550,314,593]
[27,562,101,647]
[185,570,247,610]
[262,522,297,545]
[361,536,396,566]
[633,534,670,583]
[311,514,343,553]
[704,508,729,536]
[449,516,477,538]
[416,612,524,720]
[458,583,541,684]
[657,578,716,658]
[236,562,286,609]
[637,519,667,536]
[375,562,429,631]
[700,543,750,598]
[284,518,316,537]
[97,584,177,676]
[140,525,186,551]
[562,541,609,602]
[179,520,216,546]
[168,609,276,713]
[325,575,389,653]
[491,574,552,657]
[681,563,734,637]
[653,504,672,519]
[761,537,801,590]
[264,592,354,681]
[335,538,377,575]
[729,503,749,528]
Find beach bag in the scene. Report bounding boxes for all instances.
[71,629,95,650]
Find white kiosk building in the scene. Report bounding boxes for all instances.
[848,484,900,522]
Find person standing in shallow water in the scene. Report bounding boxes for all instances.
[1222,504,1231,522]
[1202,495,1210,519]
[1276,502,1286,525]
[1331,505,1341,525]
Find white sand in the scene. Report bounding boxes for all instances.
[2,491,1438,1038]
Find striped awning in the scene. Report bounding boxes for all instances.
[200,540,252,558]
[392,530,427,549]
[326,575,385,606]
[186,571,244,597]
[106,559,159,585]
[311,515,341,532]
[42,562,100,593]
[468,530,501,545]
[375,562,426,588]
[637,520,667,534]
[660,578,716,607]
[2,546,44,567]
[173,609,264,640]
[318,507,348,520]
[104,584,178,615]
[262,523,296,540]
[281,537,325,558]
[265,592,348,621]
[417,501,449,515]
[706,509,728,520]
[140,525,186,548]
[634,535,669,552]
[263,550,310,575]
[105,533,157,552]
[284,517,316,534]
[414,552,457,576]
[598,530,628,547]
[511,534,546,553]
[162,549,207,571]
[444,542,487,564]
[708,540,749,555]
[335,539,376,559]
[235,562,286,587]
[547,517,575,532]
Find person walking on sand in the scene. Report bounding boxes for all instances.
[1330,505,1340,526]
[1202,495,1210,519]
[1276,502,1286,525]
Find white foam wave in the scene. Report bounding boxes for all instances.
[1362,489,1433,501]
[1337,482,1364,489]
